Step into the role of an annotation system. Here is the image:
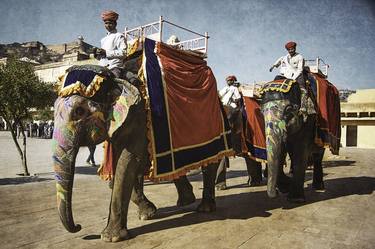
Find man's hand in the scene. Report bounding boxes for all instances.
[269,66,274,72]
[94,48,106,59]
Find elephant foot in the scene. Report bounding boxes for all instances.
[267,189,279,198]
[215,182,227,191]
[101,225,130,243]
[247,178,262,187]
[287,193,305,203]
[138,202,157,220]
[177,192,196,207]
[196,199,216,213]
[312,181,325,192]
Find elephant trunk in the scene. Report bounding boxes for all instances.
[263,101,287,198]
[52,125,81,233]
[267,157,280,198]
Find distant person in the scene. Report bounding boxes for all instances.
[86,145,97,166]
[166,35,183,49]
[95,10,127,78]
[216,75,242,190]
[219,75,241,122]
[269,41,309,118]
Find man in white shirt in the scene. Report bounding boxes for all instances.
[216,75,241,190]
[95,10,127,78]
[269,41,309,118]
[219,75,241,111]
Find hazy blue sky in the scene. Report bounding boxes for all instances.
[1,0,374,89]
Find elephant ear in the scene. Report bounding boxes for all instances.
[107,78,141,137]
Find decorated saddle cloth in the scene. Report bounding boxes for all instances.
[140,38,233,180]
[241,96,267,162]
[258,78,296,96]
[307,73,341,154]
[56,65,115,98]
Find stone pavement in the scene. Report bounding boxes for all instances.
[0,131,374,249]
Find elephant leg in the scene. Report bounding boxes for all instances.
[288,150,307,202]
[312,148,325,190]
[101,149,139,242]
[215,157,228,190]
[263,163,268,178]
[244,155,262,186]
[131,168,157,220]
[174,175,196,207]
[265,137,285,198]
[197,163,219,212]
[287,116,316,202]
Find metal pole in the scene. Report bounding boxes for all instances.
[124,26,128,42]
[163,19,208,38]
[159,16,163,42]
[204,32,208,55]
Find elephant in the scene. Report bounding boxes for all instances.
[52,60,220,242]
[260,78,325,202]
[215,100,263,190]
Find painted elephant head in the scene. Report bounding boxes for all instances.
[52,65,140,233]
[260,81,304,198]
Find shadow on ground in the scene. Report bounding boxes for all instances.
[0,176,52,185]
[323,160,356,168]
[75,165,100,175]
[83,176,375,241]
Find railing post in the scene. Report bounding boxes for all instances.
[159,16,163,42]
[204,32,208,56]
[124,26,128,43]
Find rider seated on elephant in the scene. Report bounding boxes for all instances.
[269,41,315,120]
[94,10,127,79]
[216,75,262,190]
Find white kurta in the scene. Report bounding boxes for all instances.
[219,85,241,109]
[99,30,127,70]
[272,53,304,80]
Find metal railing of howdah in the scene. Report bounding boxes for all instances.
[124,16,209,58]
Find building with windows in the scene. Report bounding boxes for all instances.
[340,89,375,148]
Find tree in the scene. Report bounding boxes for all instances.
[0,57,56,176]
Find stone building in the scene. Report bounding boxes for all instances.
[340,89,375,148]
[35,36,98,83]
[0,36,98,83]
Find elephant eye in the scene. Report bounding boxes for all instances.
[74,106,86,118]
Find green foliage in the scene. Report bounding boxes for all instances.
[0,57,56,122]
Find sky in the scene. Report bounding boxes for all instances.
[0,0,374,90]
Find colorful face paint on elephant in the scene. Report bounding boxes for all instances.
[52,95,110,233]
[262,100,288,198]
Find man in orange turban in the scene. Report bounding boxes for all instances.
[101,10,119,22]
[269,41,313,120]
[95,10,126,78]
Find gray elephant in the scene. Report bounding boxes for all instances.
[260,79,324,202]
[52,58,222,242]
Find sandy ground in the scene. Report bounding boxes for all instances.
[0,131,374,249]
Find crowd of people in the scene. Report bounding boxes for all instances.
[3,121,55,139]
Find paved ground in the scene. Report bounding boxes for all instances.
[0,131,374,249]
